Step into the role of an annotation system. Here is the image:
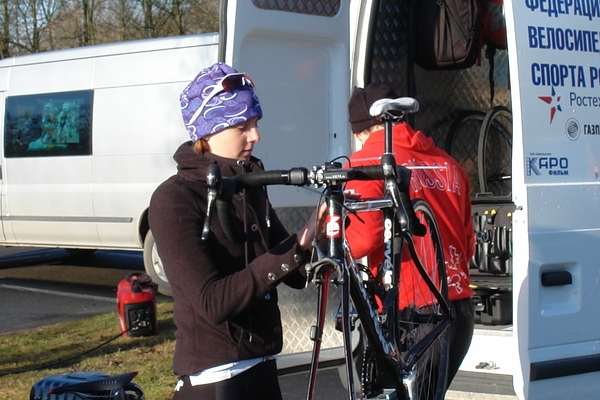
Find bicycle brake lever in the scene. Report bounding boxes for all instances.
[202,164,221,241]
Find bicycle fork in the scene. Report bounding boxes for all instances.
[307,183,358,400]
[306,265,333,400]
[306,258,356,400]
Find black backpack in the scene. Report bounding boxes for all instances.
[413,0,482,70]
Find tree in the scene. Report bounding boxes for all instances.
[39,0,64,50]
[80,0,95,45]
[0,0,11,57]
[14,0,44,53]
[0,0,219,56]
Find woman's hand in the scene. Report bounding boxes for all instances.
[296,202,327,250]
[296,191,361,251]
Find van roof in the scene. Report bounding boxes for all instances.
[0,33,219,68]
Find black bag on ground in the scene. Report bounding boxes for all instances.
[413,0,482,70]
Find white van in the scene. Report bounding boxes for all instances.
[221,1,600,399]
[0,29,360,378]
[0,34,218,295]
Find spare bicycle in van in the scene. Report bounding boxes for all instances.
[0,33,218,296]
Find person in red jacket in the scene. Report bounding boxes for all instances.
[344,83,475,386]
[149,62,324,400]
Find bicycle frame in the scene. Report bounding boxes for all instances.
[202,97,453,400]
[304,158,452,400]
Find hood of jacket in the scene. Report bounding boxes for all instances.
[173,141,265,182]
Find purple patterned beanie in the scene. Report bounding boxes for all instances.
[180,62,263,142]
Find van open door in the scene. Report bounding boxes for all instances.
[220,0,351,207]
[506,1,600,398]
[219,0,358,378]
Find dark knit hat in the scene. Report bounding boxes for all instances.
[348,83,398,133]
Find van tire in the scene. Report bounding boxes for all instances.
[143,230,172,296]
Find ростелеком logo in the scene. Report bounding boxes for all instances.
[539,87,562,124]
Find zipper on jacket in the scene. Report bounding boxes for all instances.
[237,160,250,269]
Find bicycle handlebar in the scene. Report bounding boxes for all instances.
[210,164,410,193]
[202,163,425,242]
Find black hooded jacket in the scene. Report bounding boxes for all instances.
[149,142,308,376]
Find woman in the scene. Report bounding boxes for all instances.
[149,62,322,399]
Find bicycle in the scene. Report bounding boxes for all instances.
[202,97,452,400]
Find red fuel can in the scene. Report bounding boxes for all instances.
[117,272,158,337]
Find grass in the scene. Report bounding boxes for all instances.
[0,302,177,400]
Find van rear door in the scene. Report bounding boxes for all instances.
[220,0,355,374]
[506,1,600,398]
[220,0,351,207]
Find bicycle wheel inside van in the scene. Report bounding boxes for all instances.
[478,106,513,197]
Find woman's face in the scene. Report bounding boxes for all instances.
[206,117,260,160]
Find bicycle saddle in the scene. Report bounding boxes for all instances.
[369,97,419,117]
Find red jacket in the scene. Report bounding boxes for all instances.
[344,123,474,304]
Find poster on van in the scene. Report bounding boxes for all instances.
[514,0,600,183]
[4,90,93,158]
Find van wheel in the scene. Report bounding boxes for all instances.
[143,230,172,296]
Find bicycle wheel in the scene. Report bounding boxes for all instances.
[478,106,512,197]
[444,111,485,196]
[397,199,449,400]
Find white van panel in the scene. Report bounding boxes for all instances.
[0,70,9,92]
[91,179,160,247]
[89,81,197,248]
[91,83,188,156]
[526,374,600,400]
[506,0,600,397]
[527,230,599,345]
[223,3,351,207]
[3,157,97,245]
[7,60,95,95]
[221,0,355,371]
[93,46,214,88]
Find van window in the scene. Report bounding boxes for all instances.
[4,90,93,157]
